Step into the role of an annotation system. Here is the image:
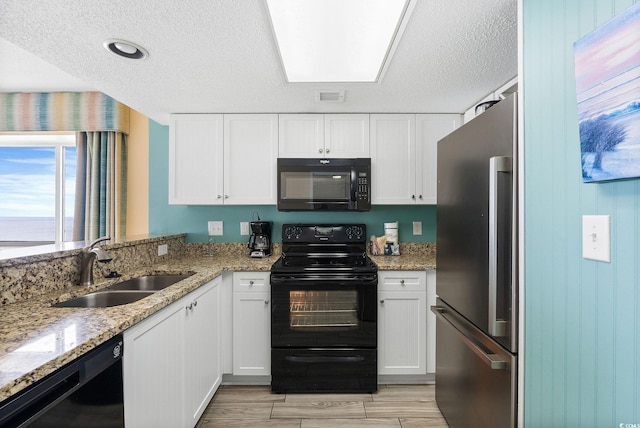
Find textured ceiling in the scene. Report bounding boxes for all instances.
[0,0,517,125]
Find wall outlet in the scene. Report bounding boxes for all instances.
[208,221,224,236]
[240,222,250,235]
[158,244,168,256]
[412,221,423,235]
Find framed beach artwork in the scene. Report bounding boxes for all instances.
[573,2,640,183]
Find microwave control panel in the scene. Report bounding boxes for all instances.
[357,172,369,202]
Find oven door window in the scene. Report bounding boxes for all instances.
[280,171,350,201]
[271,282,376,348]
[290,290,358,328]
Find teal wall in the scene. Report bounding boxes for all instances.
[148,120,436,243]
[524,0,640,426]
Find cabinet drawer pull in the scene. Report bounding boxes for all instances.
[249,280,254,286]
[400,279,405,285]
[380,299,384,304]
[318,148,323,154]
[264,299,269,304]
[325,148,330,154]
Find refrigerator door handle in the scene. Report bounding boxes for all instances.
[431,306,507,370]
[489,156,511,338]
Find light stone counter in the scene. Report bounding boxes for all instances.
[0,248,278,402]
[0,239,435,402]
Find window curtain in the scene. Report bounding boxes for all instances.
[73,131,128,241]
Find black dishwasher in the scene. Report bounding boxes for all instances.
[0,334,124,428]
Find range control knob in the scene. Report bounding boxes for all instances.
[284,226,303,240]
[345,226,363,240]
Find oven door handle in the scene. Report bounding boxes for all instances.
[271,275,377,285]
[285,355,365,364]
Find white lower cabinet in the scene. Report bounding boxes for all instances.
[232,272,271,376]
[123,277,221,428]
[378,271,427,375]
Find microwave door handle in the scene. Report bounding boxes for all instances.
[488,156,511,337]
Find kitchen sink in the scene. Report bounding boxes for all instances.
[106,274,192,291]
[52,273,193,308]
[53,290,155,308]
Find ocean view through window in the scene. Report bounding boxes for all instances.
[0,134,76,249]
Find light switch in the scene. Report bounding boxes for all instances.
[208,221,224,236]
[582,215,610,262]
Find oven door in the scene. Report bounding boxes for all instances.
[271,275,377,349]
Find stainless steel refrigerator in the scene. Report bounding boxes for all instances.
[433,93,518,428]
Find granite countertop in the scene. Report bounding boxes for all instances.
[0,252,277,402]
[0,243,435,402]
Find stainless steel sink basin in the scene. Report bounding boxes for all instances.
[107,274,192,291]
[53,290,155,308]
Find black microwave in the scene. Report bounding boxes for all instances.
[277,158,371,211]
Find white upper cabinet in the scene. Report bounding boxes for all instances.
[370,114,417,204]
[169,114,224,205]
[224,114,278,204]
[169,114,278,205]
[278,114,324,158]
[416,114,461,204]
[279,114,369,158]
[371,114,461,205]
[324,114,370,157]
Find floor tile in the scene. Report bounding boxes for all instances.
[272,401,366,419]
[285,393,373,403]
[364,401,442,418]
[302,418,401,428]
[198,419,301,428]
[373,384,436,402]
[400,417,450,427]
[203,402,274,419]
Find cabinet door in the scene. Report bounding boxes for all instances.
[370,114,416,204]
[224,114,278,204]
[123,302,185,427]
[169,114,224,205]
[278,114,324,157]
[416,114,461,204]
[184,278,221,427]
[378,290,426,375]
[233,291,271,375]
[324,114,370,157]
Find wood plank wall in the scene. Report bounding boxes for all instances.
[523,0,640,426]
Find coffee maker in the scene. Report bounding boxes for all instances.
[248,221,272,258]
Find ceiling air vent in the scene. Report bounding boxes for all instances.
[315,90,345,103]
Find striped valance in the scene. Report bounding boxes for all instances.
[0,92,130,134]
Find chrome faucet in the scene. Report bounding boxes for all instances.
[79,236,113,286]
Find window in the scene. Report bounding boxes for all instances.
[0,133,76,248]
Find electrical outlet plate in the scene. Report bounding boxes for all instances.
[240,222,250,235]
[412,221,422,235]
[582,215,610,262]
[208,221,223,236]
[158,244,168,256]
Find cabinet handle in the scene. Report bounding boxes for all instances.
[400,279,405,285]
[186,303,193,311]
[419,195,423,199]
[318,148,323,154]
[224,195,229,199]
[325,148,330,154]
[193,300,198,307]
[217,195,222,199]
[249,280,254,286]
[411,195,415,199]
[380,299,384,304]
[264,299,269,304]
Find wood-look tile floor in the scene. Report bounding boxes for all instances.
[196,384,449,428]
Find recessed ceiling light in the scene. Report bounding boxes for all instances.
[265,0,413,83]
[103,39,148,59]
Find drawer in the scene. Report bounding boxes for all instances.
[378,271,426,292]
[233,272,270,293]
